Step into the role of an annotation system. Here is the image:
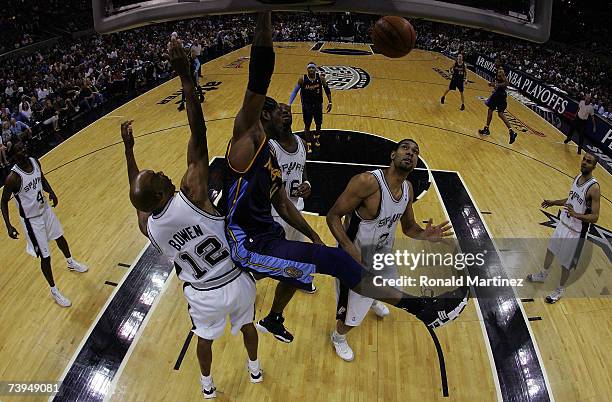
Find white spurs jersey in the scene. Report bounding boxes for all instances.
[269,136,307,215]
[147,191,239,289]
[344,169,410,261]
[11,157,47,218]
[561,174,598,233]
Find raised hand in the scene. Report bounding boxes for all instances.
[541,199,552,208]
[121,120,135,148]
[168,39,191,78]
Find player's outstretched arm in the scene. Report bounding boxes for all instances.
[272,185,322,244]
[168,39,212,209]
[120,120,150,237]
[326,173,378,263]
[400,185,453,241]
[233,12,274,141]
[541,198,568,208]
[1,173,20,239]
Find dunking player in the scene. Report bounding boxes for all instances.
[527,153,600,303]
[223,12,468,343]
[440,53,467,111]
[1,142,88,307]
[289,62,332,153]
[326,139,451,361]
[123,41,262,399]
[478,67,517,144]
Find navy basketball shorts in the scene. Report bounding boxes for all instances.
[485,93,507,112]
[302,102,323,127]
[225,225,366,291]
[449,78,464,92]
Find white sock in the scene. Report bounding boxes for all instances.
[200,374,213,386]
[50,286,58,292]
[66,257,74,265]
[540,269,549,276]
[248,358,260,371]
[333,330,346,341]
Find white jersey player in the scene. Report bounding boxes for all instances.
[121,42,262,400]
[269,104,315,296]
[327,139,455,361]
[528,153,601,304]
[1,142,88,308]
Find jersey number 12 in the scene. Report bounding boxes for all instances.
[179,236,230,279]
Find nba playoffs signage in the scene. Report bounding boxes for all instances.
[475,54,612,158]
[318,66,370,90]
[475,55,574,115]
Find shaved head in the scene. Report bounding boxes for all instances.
[130,170,174,213]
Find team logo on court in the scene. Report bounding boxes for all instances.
[475,96,545,137]
[318,66,370,90]
[157,82,222,104]
[539,209,612,261]
[285,267,303,278]
[225,57,249,68]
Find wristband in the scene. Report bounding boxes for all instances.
[303,180,311,187]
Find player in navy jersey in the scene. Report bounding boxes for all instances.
[440,54,467,110]
[289,62,332,153]
[222,12,469,342]
[479,67,517,144]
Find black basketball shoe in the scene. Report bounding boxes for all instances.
[509,129,517,144]
[400,286,470,329]
[478,126,490,136]
[255,314,294,343]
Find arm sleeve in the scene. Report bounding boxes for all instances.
[289,83,301,105]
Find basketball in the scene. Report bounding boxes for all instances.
[371,16,416,58]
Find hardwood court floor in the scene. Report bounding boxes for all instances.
[0,42,610,402]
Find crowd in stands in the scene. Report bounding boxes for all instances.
[1,10,611,181]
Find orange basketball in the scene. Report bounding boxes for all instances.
[371,16,417,58]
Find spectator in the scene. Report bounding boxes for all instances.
[17,96,32,122]
[0,134,9,168]
[41,99,60,132]
[9,118,32,142]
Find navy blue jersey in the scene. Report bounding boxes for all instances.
[451,62,466,81]
[300,73,323,105]
[224,139,284,240]
[492,77,507,97]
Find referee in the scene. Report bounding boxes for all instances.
[564,94,597,154]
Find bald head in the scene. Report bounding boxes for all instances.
[130,170,166,213]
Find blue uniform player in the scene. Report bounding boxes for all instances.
[223,12,469,342]
[440,53,467,111]
[479,67,517,144]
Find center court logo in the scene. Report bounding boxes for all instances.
[318,65,370,90]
